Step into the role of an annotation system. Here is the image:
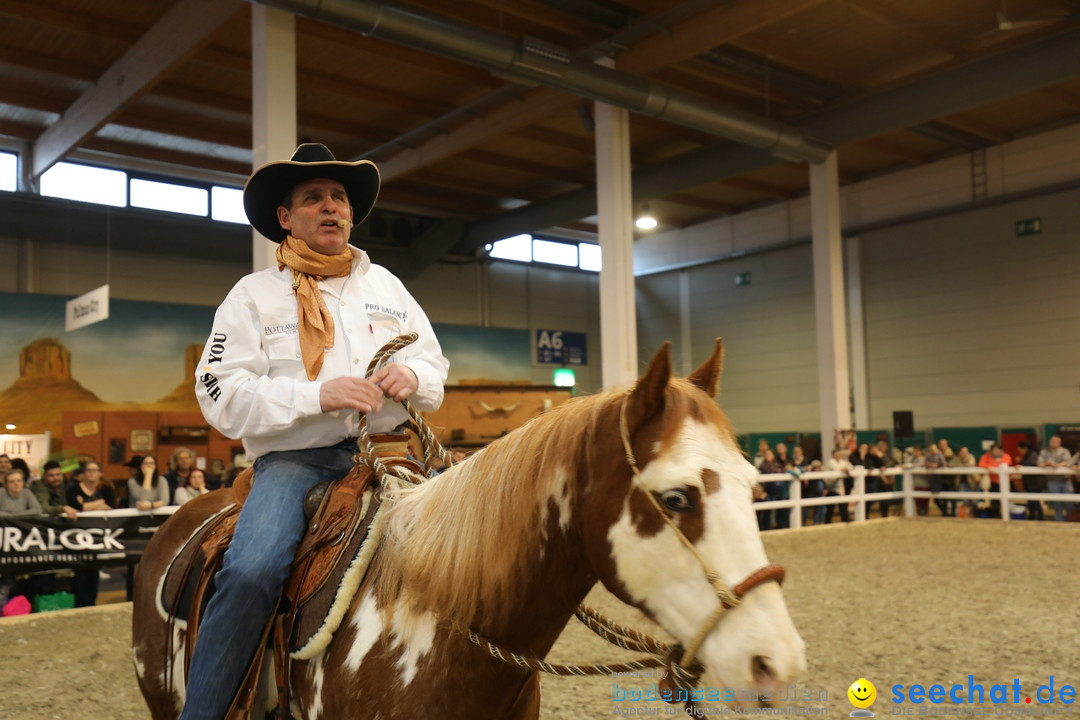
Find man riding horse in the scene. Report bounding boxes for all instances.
[182,143,448,720]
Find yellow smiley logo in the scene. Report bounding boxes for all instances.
[848,678,877,709]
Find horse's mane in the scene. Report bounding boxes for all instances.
[369,378,736,632]
[370,387,620,630]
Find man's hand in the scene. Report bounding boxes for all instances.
[370,364,419,402]
[320,377,386,413]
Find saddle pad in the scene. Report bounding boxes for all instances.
[289,485,386,660]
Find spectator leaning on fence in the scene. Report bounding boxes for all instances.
[756,449,786,531]
[0,469,43,516]
[1039,435,1074,522]
[753,438,771,469]
[948,446,982,514]
[925,443,954,517]
[1016,441,1044,521]
[174,468,211,505]
[820,448,851,524]
[127,456,170,511]
[977,443,1011,517]
[30,460,79,521]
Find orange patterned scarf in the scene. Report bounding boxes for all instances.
[276,236,353,380]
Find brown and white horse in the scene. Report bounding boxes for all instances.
[132,340,804,719]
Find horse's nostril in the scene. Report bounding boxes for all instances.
[752,655,776,686]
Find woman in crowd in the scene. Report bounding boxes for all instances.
[174,467,211,505]
[127,455,170,510]
[0,468,43,516]
[756,448,786,531]
[65,461,115,606]
[820,448,851,524]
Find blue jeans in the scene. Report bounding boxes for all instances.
[1046,477,1074,522]
[179,439,356,720]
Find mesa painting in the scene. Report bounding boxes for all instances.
[0,292,532,442]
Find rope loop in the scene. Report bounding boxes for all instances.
[352,334,453,480]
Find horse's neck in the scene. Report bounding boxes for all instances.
[480,511,597,658]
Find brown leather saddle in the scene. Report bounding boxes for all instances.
[160,433,425,720]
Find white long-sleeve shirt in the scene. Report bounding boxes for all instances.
[195,247,448,459]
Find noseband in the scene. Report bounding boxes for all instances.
[618,393,785,676]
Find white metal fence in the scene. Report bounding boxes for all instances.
[753,466,1077,528]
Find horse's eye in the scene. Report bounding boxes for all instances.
[660,488,695,513]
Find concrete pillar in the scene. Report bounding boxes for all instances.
[679,270,692,377]
[251,5,297,271]
[846,236,870,429]
[809,152,852,450]
[594,60,637,388]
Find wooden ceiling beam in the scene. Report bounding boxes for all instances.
[936,116,1011,145]
[80,137,251,177]
[514,126,595,156]
[30,0,245,178]
[0,45,99,83]
[0,118,39,142]
[721,176,796,199]
[460,148,592,185]
[616,0,827,75]
[860,137,931,166]
[665,193,738,214]
[414,169,531,200]
[296,66,456,117]
[1041,85,1080,112]
[379,184,500,216]
[0,85,73,116]
[0,0,145,43]
[379,0,827,181]
[846,0,969,60]
[456,0,597,39]
[298,20,503,88]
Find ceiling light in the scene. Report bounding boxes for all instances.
[635,205,658,230]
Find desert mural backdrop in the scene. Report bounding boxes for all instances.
[0,292,532,442]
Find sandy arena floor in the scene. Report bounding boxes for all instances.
[1,518,1078,719]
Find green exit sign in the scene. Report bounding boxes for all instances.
[1015,218,1042,236]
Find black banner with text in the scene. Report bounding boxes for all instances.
[0,511,171,574]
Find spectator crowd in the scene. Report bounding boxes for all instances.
[752,434,1079,530]
[0,447,247,613]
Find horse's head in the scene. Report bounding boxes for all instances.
[583,339,805,705]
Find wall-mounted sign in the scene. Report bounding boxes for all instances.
[536,329,587,365]
[1015,218,1042,236]
[130,429,154,453]
[0,433,51,474]
[73,421,100,438]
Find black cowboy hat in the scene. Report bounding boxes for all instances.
[243,143,380,243]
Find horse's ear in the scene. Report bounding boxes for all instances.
[687,338,723,398]
[627,341,672,427]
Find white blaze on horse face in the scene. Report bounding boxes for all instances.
[607,418,804,695]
